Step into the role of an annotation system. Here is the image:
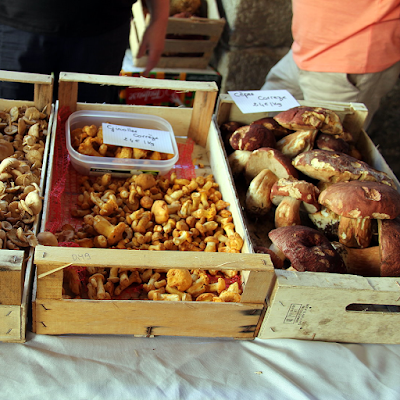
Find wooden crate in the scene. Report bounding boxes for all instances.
[215,94,400,344]
[130,0,225,69]
[0,70,54,342]
[32,72,275,339]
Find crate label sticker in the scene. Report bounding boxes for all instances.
[228,90,300,114]
[102,123,173,154]
[284,303,310,324]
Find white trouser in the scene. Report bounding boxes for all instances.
[261,50,400,128]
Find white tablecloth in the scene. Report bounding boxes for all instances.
[1,332,400,400]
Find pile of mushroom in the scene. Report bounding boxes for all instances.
[220,105,400,276]
[0,105,50,250]
[63,265,242,302]
[58,171,243,255]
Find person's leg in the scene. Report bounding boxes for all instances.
[261,50,304,100]
[298,61,400,128]
[348,61,400,128]
[59,22,131,104]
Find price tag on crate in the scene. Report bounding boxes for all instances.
[228,89,300,114]
[102,123,174,154]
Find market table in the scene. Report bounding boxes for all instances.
[1,332,400,400]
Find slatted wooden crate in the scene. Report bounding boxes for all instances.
[130,0,225,69]
[32,72,274,339]
[215,94,400,344]
[0,70,54,342]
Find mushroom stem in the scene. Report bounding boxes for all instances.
[338,216,372,248]
[274,197,301,228]
[331,242,380,276]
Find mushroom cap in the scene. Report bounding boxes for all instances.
[274,106,343,135]
[316,133,350,154]
[292,149,395,187]
[379,218,400,276]
[252,117,292,139]
[135,173,157,190]
[166,268,192,292]
[37,231,59,247]
[276,129,318,159]
[270,176,320,213]
[245,147,298,183]
[229,124,276,151]
[268,225,346,273]
[319,181,400,219]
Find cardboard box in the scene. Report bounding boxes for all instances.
[0,70,54,342]
[32,72,274,339]
[215,94,400,344]
[130,0,225,69]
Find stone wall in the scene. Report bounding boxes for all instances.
[212,0,292,93]
[212,0,400,179]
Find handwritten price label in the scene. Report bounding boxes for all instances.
[227,90,300,113]
[102,123,174,154]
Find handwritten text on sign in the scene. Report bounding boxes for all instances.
[227,90,300,113]
[102,123,174,154]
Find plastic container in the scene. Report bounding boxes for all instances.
[66,110,179,177]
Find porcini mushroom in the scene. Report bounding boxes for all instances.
[332,218,400,277]
[245,169,278,216]
[268,225,346,273]
[319,181,400,248]
[229,123,276,151]
[244,147,298,184]
[274,106,344,136]
[292,150,395,187]
[270,177,320,228]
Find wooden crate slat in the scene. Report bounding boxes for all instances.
[34,299,263,338]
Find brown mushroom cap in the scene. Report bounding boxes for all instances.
[274,106,343,135]
[379,218,400,276]
[245,147,298,183]
[316,133,350,154]
[319,181,400,220]
[292,149,395,187]
[219,121,244,150]
[229,124,276,151]
[268,225,346,273]
[251,117,292,139]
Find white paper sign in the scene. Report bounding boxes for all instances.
[102,123,174,154]
[227,90,300,114]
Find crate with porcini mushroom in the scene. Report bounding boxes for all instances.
[215,93,400,344]
[130,0,226,70]
[32,72,274,339]
[0,70,54,342]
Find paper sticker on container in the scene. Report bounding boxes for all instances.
[227,90,300,114]
[102,123,174,154]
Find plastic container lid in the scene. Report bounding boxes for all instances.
[66,110,179,177]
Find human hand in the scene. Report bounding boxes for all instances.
[137,0,169,76]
